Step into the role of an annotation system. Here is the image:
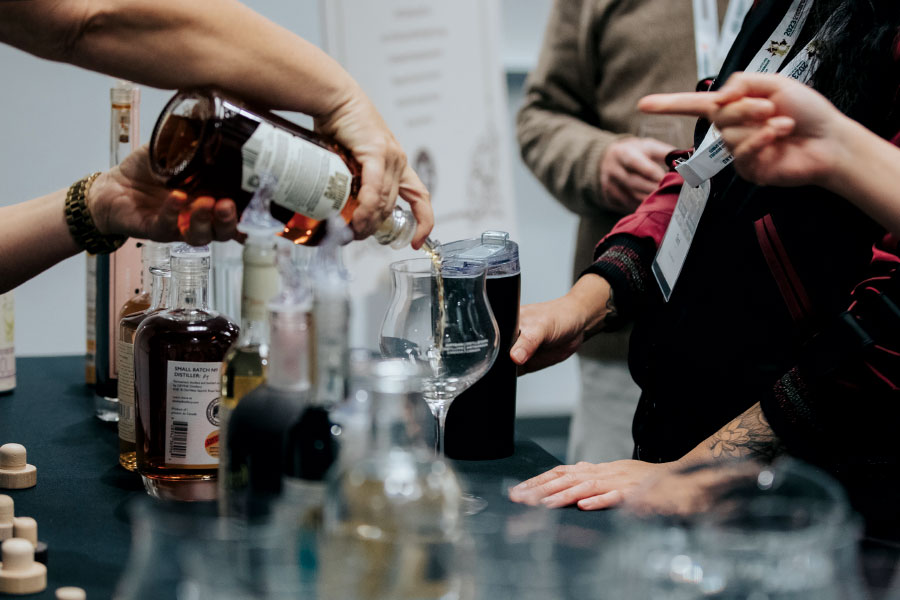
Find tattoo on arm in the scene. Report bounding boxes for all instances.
[707,403,784,462]
[600,286,622,332]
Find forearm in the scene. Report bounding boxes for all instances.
[0,0,357,116]
[825,116,900,237]
[0,190,81,294]
[679,402,786,467]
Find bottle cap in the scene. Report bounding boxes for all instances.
[0,538,47,594]
[0,444,36,489]
[110,79,139,106]
[169,244,211,274]
[439,231,520,277]
[142,242,172,269]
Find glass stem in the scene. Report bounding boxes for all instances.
[433,403,449,456]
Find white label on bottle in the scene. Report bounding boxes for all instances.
[240,121,352,221]
[117,340,136,442]
[0,292,13,392]
[164,360,222,466]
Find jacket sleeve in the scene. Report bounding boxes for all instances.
[760,234,900,469]
[578,168,686,322]
[515,0,628,217]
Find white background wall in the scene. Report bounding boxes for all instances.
[0,0,578,416]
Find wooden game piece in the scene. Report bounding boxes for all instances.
[0,537,47,594]
[0,444,36,489]
[0,495,12,541]
[56,586,87,600]
[12,517,47,565]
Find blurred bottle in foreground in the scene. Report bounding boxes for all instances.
[320,359,464,600]
[0,292,14,395]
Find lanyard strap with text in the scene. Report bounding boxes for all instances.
[693,0,755,81]
[679,0,817,188]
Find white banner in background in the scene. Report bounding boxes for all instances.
[321,0,517,345]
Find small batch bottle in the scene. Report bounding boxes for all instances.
[217,229,280,512]
[0,292,14,395]
[149,88,426,248]
[117,242,172,471]
[220,260,317,518]
[134,244,239,501]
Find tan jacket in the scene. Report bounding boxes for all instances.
[517,0,728,360]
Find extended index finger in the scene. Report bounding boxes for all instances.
[638,91,726,119]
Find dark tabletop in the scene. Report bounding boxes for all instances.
[0,356,614,599]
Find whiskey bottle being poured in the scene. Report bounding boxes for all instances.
[149,88,437,251]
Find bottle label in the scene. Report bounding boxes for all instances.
[164,360,222,466]
[240,121,352,221]
[0,292,13,392]
[117,340,136,442]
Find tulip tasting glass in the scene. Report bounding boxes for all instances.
[380,257,499,514]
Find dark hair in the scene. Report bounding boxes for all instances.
[810,0,900,136]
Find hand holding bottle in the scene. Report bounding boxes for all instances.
[314,84,433,248]
[87,144,240,247]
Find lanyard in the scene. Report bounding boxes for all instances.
[692,0,754,81]
[679,0,817,187]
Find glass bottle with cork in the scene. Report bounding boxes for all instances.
[148,88,436,250]
[134,244,239,501]
[217,183,283,512]
[220,244,317,518]
[117,242,172,471]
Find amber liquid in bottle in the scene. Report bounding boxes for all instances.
[118,265,170,471]
[134,246,238,500]
[150,89,361,246]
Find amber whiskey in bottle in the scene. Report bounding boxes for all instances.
[134,244,239,501]
[149,88,422,248]
[117,243,172,471]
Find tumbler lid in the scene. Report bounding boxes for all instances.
[439,231,519,277]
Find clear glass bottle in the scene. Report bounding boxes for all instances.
[117,243,172,471]
[217,231,280,512]
[0,291,14,395]
[311,217,352,408]
[134,244,239,501]
[220,254,316,518]
[319,359,464,600]
[148,88,433,249]
[94,79,144,420]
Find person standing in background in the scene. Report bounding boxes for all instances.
[516,0,747,463]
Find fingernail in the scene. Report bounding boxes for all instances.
[511,348,526,363]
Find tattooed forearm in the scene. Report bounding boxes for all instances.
[599,285,622,332]
[706,402,784,462]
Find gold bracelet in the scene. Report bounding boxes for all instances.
[64,173,127,255]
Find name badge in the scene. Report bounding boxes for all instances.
[652,180,712,301]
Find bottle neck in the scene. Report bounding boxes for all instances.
[241,242,279,332]
[370,393,422,452]
[170,272,210,311]
[148,271,171,311]
[267,310,312,392]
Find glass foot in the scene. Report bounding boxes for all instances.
[462,493,487,515]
